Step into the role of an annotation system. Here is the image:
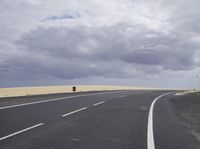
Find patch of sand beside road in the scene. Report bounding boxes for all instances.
[0,85,145,98]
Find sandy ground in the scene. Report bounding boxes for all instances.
[170,91,200,141]
[0,85,145,98]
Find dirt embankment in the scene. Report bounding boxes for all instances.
[170,92,200,141]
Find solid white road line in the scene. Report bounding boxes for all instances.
[0,91,127,110]
[0,123,44,141]
[93,101,105,106]
[147,92,172,149]
[62,107,88,117]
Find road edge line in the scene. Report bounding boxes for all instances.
[147,92,172,149]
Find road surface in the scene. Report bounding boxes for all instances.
[0,90,199,149]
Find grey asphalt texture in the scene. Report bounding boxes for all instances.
[0,90,199,149]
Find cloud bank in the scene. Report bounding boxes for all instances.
[0,0,200,88]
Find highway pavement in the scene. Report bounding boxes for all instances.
[0,90,199,149]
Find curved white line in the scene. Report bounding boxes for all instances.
[147,92,172,149]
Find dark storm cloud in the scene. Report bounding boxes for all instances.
[0,47,135,82]
[16,24,197,74]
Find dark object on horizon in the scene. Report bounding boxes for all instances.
[72,86,76,92]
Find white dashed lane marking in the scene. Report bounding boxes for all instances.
[0,123,44,141]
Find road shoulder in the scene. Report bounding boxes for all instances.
[153,94,200,149]
[169,91,200,141]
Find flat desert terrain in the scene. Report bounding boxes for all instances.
[0,85,145,98]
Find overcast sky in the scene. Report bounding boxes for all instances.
[0,0,200,89]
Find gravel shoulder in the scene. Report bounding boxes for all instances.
[169,91,200,141]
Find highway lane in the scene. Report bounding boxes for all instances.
[0,90,199,149]
[0,90,134,139]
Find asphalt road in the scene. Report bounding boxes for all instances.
[0,90,199,149]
